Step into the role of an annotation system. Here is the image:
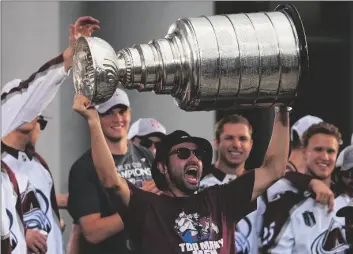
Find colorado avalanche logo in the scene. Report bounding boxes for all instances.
[235,217,252,254]
[21,185,51,233]
[6,209,18,250]
[174,212,219,243]
[310,218,351,254]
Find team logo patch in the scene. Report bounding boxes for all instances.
[21,184,51,234]
[303,211,316,227]
[310,218,350,253]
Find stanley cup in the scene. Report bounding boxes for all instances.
[73,4,309,111]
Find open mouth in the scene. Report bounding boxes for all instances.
[185,167,199,185]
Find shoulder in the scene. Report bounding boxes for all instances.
[267,178,298,202]
[200,173,221,190]
[69,149,94,176]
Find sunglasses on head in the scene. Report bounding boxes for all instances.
[37,118,47,131]
[139,138,160,149]
[168,147,204,161]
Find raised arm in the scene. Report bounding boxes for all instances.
[1,16,100,138]
[251,106,290,201]
[72,94,131,206]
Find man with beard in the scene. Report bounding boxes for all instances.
[200,114,333,254]
[1,16,99,254]
[128,118,167,155]
[73,92,292,254]
[267,122,352,254]
[67,88,156,254]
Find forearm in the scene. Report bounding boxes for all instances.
[88,120,130,204]
[1,54,69,138]
[56,194,69,209]
[284,172,312,192]
[66,224,81,254]
[80,214,124,244]
[262,107,290,179]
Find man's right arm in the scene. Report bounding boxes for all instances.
[68,160,124,244]
[87,119,131,205]
[1,55,69,138]
[1,16,100,138]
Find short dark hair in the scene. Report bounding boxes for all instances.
[215,114,253,142]
[302,122,341,148]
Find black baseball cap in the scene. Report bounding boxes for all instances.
[151,130,213,190]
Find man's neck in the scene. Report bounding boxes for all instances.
[289,150,307,174]
[215,160,245,176]
[307,171,332,187]
[106,137,128,155]
[2,133,28,151]
[162,189,188,198]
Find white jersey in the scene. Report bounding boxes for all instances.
[1,173,11,241]
[1,53,69,138]
[269,195,352,254]
[201,170,263,254]
[2,146,64,254]
[1,167,27,254]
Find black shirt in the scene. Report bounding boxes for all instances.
[122,170,255,254]
[68,143,154,254]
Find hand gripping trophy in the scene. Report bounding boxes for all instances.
[72,4,309,111]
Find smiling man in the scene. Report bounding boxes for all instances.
[72,92,292,254]
[266,122,352,254]
[68,88,154,254]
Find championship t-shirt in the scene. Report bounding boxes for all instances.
[121,170,255,254]
[68,143,154,254]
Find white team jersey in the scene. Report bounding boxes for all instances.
[1,54,69,138]
[1,175,10,240]
[201,172,263,254]
[269,195,352,254]
[1,169,27,254]
[2,150,64,254]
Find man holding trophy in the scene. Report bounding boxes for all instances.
[70,4,314,254]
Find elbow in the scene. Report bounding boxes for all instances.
[82,230,102,244]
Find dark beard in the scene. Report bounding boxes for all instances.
[168,162,199,195]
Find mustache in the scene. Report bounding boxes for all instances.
[184,161,199,171]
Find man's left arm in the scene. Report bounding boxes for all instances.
[251,106,290,201]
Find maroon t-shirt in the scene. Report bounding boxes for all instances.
[122,170,255,254]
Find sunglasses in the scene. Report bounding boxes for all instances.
[37,118,47,131]
[139,138,160,149]
[169,147,204,161]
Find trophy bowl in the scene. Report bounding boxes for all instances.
[73,36,120,104]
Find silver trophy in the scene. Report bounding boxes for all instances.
[73,4,308,111]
